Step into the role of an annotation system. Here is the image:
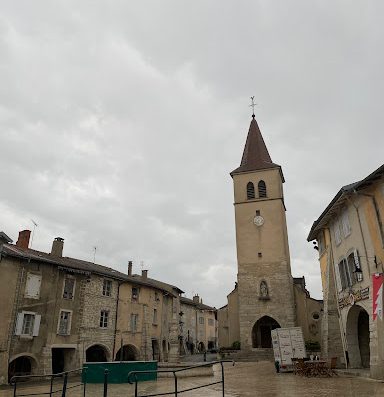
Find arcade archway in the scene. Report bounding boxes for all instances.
[115,344,140,361]
[8,355,37,383]
[252,316,280,348]
[346,305,370,368]
[86,344,109,362]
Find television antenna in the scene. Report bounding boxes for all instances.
[93,246,97,264]
[30,219,38,248]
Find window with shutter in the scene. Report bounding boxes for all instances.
[32,315,41,336]
[63,277,75,299]
[25,273,42,299]
[58,310,72,335]
[15,312,40,337]
[354,249,363,282]
[334,262,343,292]
[334,223,342,245]
[132,287,139,302]
[338,260,348,290]
[341,210,351,237]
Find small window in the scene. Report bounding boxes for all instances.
[258,180,267,198]
[247,182,255,200]
[100,310,109,328]
[25,273,42,299]
[341,210,351,237]
[132,287,139,302]
[337,257,355,291]
[208,318,214,326]
[155,292,160,301]
[58,310,72,335]
[22,314,35,335]
[63,277,75,300]
[130,313,138,332]
[102,279,112,297]
[199,317,204,325]
[334,222,342,245]
[153,309,157,324]
[15,312,41,337]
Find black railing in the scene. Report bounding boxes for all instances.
[127,360,234,397]
[10,367,86,397]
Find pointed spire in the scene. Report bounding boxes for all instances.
[230,117,281,176]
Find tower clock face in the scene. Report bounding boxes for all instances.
[253,215,264,226]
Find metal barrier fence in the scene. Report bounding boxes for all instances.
[11,367,86,397]
[10,360,234,397]
[127,360,235,397]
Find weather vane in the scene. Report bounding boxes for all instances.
[249,96,257,118]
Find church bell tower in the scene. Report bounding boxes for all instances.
[230,114,296,350]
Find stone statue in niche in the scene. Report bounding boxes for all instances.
[259,280,270,300]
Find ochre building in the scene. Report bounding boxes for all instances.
[308,164,384,379]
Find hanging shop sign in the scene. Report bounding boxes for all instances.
[338,287,369,309]
[373,273,383,321]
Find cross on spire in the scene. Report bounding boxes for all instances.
[249,96,257,118]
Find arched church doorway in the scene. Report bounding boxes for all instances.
[115,344,140,361]
[252,316,280,348]
[346,305,370,368]
[86,344,109,362]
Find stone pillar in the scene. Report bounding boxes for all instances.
[168,297,180,363]
[0,351,8,384]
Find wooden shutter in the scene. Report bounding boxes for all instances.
[32,314,41,336]
[334,262,343,292]
[25,274,42,299]
[14,313,24,335]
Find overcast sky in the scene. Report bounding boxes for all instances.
[1,1,383,308]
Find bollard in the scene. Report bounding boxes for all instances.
[83,367,87,397]
[103,369,109,397]
[49,375,54,397]
[61,373,68,397]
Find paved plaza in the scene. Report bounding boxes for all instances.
[2,361,384,397]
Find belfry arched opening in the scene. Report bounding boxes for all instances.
[252,316,280,348]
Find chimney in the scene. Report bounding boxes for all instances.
[16,230,31,249]
[128,261,133,276]
[142,269,148,279]
[193,294,200,304]
[51,237,64,257]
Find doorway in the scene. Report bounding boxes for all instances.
[252,316,280,348]
[346,305,370,368]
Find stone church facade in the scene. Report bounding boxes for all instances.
[218,115,322,351]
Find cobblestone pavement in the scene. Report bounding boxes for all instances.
[2,361,384,397]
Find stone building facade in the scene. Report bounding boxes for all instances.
[308,164,384,379]
[0,230,215,384]
[218,115,322,351]
[180,295,217,354]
